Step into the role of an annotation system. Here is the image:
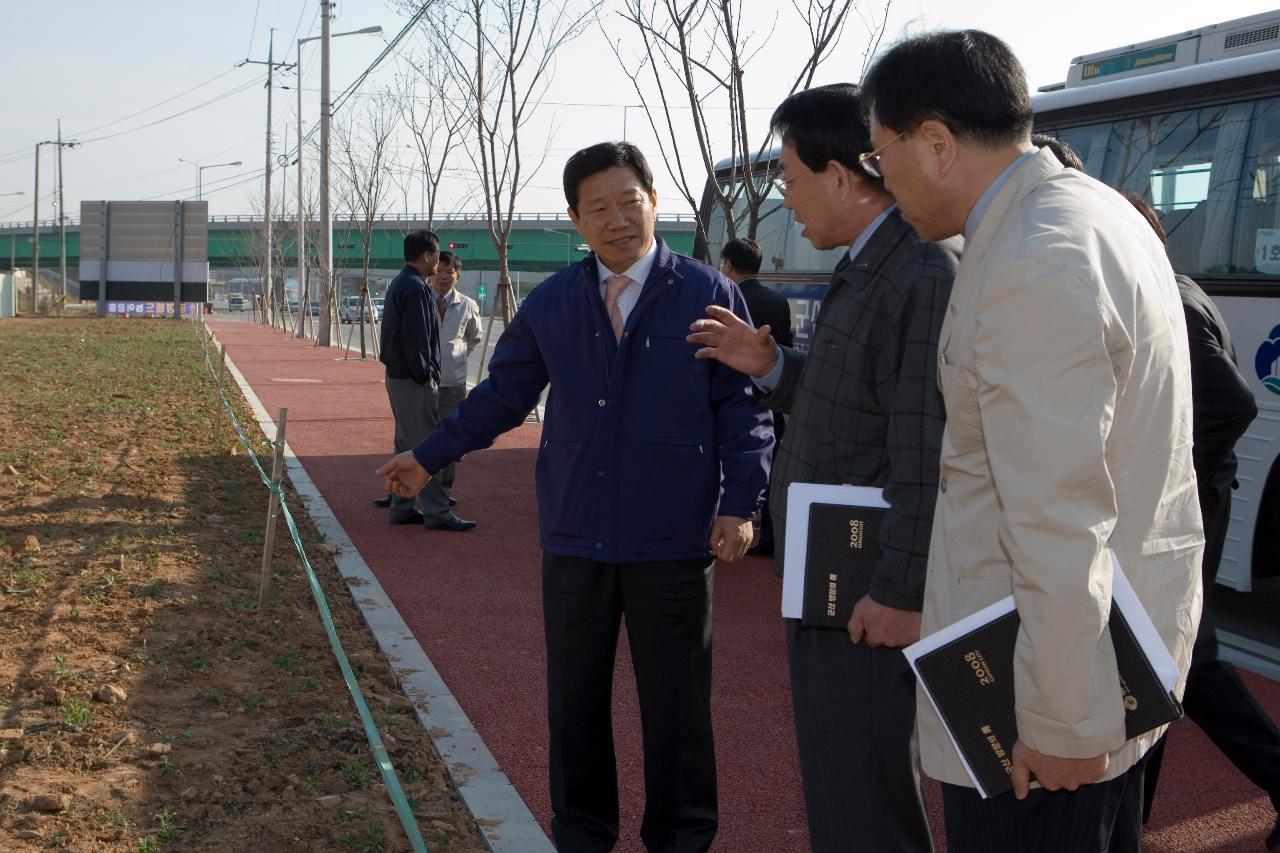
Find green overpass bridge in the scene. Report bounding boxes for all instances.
[0,213,698,276]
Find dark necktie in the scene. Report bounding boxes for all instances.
[437,292,446,319]
[831,251,853,283]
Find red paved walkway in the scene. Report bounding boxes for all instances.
[211,319,1280,853]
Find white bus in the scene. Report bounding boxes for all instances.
[695,9,1280,609]
[1034,10,1280,598]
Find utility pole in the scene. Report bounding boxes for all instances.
[296,45,307,339]
[317,0,334,347]
[243,29,294,328]
[32,144,39,315]
[57,120,67,313]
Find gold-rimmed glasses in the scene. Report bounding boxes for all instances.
[858,127,913,179]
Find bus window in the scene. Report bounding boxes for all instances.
[1236,97,1280,274]
[703,175,845,275]
[1086,103,1251,275]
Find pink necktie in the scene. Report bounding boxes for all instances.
[603,274,630,341]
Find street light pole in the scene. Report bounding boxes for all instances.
[179,159,243,201]
[543,228,573,264]
[296,22,381,341]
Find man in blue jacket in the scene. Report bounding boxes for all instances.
[376,142,773,852]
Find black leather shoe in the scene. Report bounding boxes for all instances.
[425,514,476,532]
[448,497,457,506]
[1266,813,1280,852]
[389,510,426,525]
[373,494,392,508]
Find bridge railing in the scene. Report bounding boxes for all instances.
[0,211,700,231]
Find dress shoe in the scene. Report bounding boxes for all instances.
[424,514,476,532]
[449,497,457,506]
[389,510,426,525]
[1266,813,1280,852]
[373,494,392,508]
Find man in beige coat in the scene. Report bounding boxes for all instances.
[861,31,1203,852]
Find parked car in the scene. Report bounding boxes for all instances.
[287,299,300,314]
[227,294,247,312]
[371,297,384,322]
[339,296,362,323]
[309,300,320,317]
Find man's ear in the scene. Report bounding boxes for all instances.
[567,205,583,235]
[917,120,958,177]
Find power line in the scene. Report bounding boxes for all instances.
[67,66,243,139]
[76,73,267,145]
[246,0,264,58]
[331,4,429,114]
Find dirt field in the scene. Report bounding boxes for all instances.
[0,318,487,852]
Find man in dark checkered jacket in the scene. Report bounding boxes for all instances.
[688,84,960,853]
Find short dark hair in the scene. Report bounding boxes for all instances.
[1121,192,1167,246]
[404,230,440,263]
[770,83,880,185]
[1032,133,1085,171]
[721,238,763,275]
[438,251,462,271]
[863,30,1034,147]
[563,142,654,214]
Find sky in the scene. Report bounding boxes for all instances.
[2,0,1276,224]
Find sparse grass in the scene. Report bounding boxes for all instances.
[154,808,176,840]
[59,697,93,730]
[336,806,386,852]
[51,654,76,680]
[342,757,372,790]
[187,648,210,672]
[243,694,265,714]
[272,646,301,675]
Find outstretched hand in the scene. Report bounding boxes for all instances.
[687,305,779,378]
[375,451,431,499]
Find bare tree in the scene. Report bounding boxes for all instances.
[427,0,591,325]
[607,0,891,244]
[333,93,400,358]
[395,44,467,230]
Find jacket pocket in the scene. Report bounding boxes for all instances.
[535,438,597,540]
[626,437,717,548]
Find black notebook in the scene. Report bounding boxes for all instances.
[905,557,1183,798]
[800,502,886,629]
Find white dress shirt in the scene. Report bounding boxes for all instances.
[596,238,658,326]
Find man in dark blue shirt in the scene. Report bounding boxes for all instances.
[378,230,474,531]
[377,143,772,852]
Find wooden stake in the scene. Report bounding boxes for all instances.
[258,407,288,610]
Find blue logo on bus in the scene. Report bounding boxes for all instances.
[1257,324,1280,396]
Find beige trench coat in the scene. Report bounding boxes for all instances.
[920,146,1205,787]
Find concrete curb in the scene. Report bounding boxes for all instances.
[212,330,553,853]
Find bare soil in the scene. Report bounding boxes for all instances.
[0,318,488,852]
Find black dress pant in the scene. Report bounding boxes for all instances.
[542,553,717,853]
[942,751,1150,853]
[787,620,932,853]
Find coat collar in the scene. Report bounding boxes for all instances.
[582,235,678,288]
[843,207,913,278]
[963,146,1063,267]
